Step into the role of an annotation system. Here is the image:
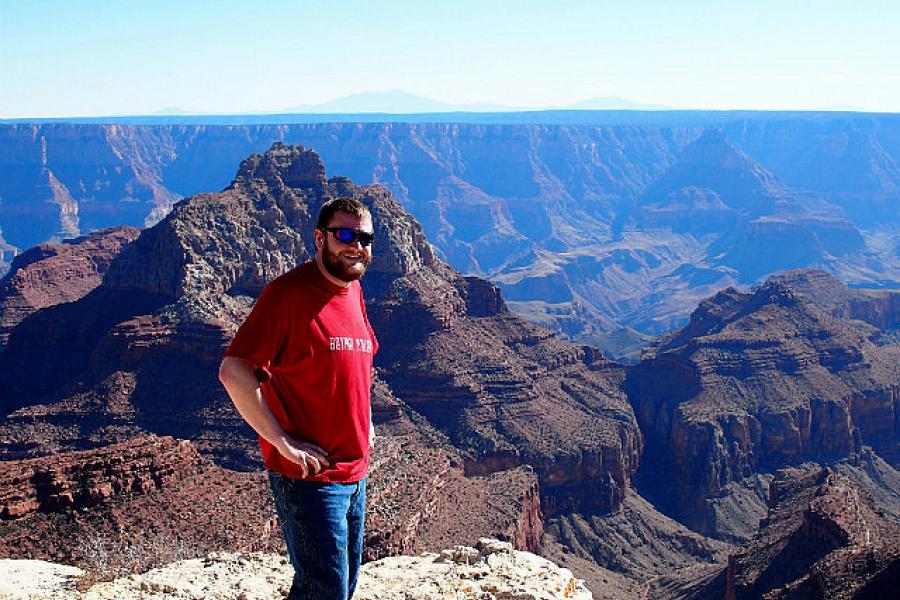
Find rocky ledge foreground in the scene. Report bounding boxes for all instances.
[0,538,591,600]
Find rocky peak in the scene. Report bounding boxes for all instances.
[98,143,442,309]
[627,271,900,537]
[231,142,328,200]
[767,269,855,308]
[739,278,805,315]
[653,279,808,355]
[654,286,747,351]
[769,269,900,333]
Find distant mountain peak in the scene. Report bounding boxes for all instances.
[283,91,669,114]
[284,91,513,114]
[564,96,670,111]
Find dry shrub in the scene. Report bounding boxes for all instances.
[75,528,199,588]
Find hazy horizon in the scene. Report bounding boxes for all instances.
[2,0,899,118]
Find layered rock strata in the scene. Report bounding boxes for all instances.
[626,275,900,537]
[0,436,277,564]
[0,435,204,520]
[0,226,139,345]
[0,429,544,569]
[653,466,900,599]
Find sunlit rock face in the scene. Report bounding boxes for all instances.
[626,271,900,538]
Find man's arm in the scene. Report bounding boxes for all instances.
[218,356,329,477]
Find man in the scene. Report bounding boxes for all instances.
[219,197,377,600]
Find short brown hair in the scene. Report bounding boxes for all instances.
[316,197,371,229]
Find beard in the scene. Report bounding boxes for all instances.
[321,235,371,282]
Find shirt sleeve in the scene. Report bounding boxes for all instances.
[223,279,290,381]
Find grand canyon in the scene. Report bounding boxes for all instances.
[1,116,898,599]
[2,112,898,356]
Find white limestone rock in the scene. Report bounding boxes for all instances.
[82,553,293,600]
[0,538,591,599]
[354,538,591,600]
[0,559,83,600]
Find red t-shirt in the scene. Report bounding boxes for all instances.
[224,261,378,482]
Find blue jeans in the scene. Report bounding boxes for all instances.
[268,472,366,600]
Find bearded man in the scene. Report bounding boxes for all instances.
[219,197,377,600]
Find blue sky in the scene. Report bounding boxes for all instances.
[2,0,898,117]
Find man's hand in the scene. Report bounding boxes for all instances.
[219,357,330,478]
[275,437,330,478]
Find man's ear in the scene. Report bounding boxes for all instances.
[314,228,324,251]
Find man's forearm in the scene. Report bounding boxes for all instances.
[220,356,329,476]
[218,356,289,448]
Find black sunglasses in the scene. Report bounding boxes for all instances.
[320,227,375,247]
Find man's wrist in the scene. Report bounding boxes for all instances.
[270,432,293,454]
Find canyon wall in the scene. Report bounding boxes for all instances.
[626,276,900,539]
[2,116,897,347]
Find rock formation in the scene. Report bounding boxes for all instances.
[0,538,592,600]
[0,435,204,520]
[768,269,900,333]
[0,226,139,345]
[651,465,900,599]
[0,436,278,565]
[626,273,900,539]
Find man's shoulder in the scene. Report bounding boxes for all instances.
[262,262,317,297]
[273,261,318,285]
